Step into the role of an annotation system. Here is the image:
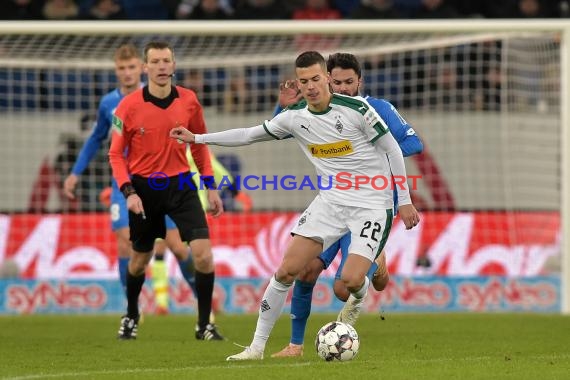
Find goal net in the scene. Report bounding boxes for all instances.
[0,21,565,311]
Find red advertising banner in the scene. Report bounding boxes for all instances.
[0,211,560,279]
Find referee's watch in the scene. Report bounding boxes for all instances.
[120,183,137,199]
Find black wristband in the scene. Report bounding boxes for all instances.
[201,175,217,190]
[120,183,137,199]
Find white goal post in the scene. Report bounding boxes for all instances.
[0,19,567,313]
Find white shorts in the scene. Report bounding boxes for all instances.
[291,195,394,262]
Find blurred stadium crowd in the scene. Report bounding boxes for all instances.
[4,0,570,21]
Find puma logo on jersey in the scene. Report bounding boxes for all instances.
[300,124,310,133]
[358,105,367,112]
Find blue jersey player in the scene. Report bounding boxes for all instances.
[272,53,423,357]
[62,44,198,307]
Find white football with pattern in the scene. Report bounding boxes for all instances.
[315,321,359,361]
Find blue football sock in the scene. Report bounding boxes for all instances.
[118,257,129,295]
[177,254,197,296]
[366,261,379,281]
[290,280,315,345]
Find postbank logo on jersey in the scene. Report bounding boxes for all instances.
[308,140,353,158]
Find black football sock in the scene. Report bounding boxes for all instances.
[194,270,214,329]
[126,270,145,318]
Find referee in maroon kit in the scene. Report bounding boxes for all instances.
[109,41,224,341]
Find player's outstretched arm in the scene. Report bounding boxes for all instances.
[170,125,274,147]
[170,127,196,143]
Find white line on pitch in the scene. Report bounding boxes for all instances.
[1,362,312,380]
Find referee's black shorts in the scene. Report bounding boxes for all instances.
[129,172,209,253]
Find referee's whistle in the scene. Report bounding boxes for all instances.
[141,211,146,220]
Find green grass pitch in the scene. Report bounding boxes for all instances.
[0,313,569,380]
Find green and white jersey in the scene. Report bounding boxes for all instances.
[264,94,394,209]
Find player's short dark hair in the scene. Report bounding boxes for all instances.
[143,41,174,63]
[114,43,140,62]
[295,51,326,72]
[327,53,361,78]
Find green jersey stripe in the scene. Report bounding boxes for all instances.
[376,209,394,258]
[263,121,280,140]
[331,93,369,114]
[370,123,389,143]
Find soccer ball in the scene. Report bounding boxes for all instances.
[315,321,360,361]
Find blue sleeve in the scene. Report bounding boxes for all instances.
[398,133,423,157]
[273,104,284,118]
[369,98,423,157]
[70,99,111,175]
